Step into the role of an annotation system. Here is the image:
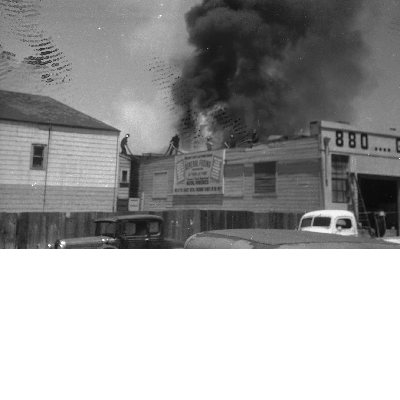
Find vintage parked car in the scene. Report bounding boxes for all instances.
[48,214,184,249]
[184,228,400,249]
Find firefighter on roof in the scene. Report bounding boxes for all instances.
[166,134,180,155]
[224,134,235,148]
[251,129,259,144]
[206,136,213,151]
[120,134,131,155]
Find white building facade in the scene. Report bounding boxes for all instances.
[0,90,120,212]
[136,121,400,232]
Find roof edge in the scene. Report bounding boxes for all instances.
[0,116,120,133]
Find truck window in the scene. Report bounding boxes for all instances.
[336,218,352,229]
[121,221,147,236]
[149,221,160,234]
[96,222,117,237]
[300,217,312,228]
[313,217,331,227]
[135,221,147,235]
[122,222,137,235]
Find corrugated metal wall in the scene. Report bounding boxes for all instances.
[139,137,323,213]
[0,121,119,212]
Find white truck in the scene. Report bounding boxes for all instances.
[298,209,390,239]
[298,210,359,236]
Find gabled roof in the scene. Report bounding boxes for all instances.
[0,90,120,132]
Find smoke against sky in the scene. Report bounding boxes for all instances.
[0,0,199,153]
[0,0,72,100]
[175,0,374,145]
[1,0,400,153]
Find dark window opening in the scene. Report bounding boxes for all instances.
[332,154,349,203]
[120,169,130,188]
[254,162,276,195]
[31,144,47,169]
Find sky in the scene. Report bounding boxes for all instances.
[1,0,400,154]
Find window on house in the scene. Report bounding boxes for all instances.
[254,162,276,195]
[224,164,244,197]
[31,144,47,170]
[153,171,168,199]
[332,154,349,203]
[121,170,129,182]
[120,169,130,188]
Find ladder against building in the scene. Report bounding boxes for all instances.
[347,172,388,237]
[347,172,374,236]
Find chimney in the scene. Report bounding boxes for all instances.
[309,121,321,136]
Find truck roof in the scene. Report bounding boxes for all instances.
[301,210,355,219]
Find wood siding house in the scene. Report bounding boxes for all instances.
[138,135,324,214]
[137,120,400,232]
[0,90,120,212]
[116,154,131,211]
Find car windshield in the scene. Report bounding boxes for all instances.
[149,221,160,234]
[95,221,117,237]
[300,217,312,228]
[119,220,160,236]
[313,217,331,227]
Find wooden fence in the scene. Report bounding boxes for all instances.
[0,210,303,249]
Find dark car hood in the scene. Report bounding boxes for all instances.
[184,229,400,249]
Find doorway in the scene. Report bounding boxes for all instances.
[358,175,398,232]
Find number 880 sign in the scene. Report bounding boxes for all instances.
[335,131,368,150]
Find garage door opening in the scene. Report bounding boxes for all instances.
[358,176,398,232]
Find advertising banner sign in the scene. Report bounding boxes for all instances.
[173,150,225,195]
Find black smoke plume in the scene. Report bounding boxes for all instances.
[173,0,370,147]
